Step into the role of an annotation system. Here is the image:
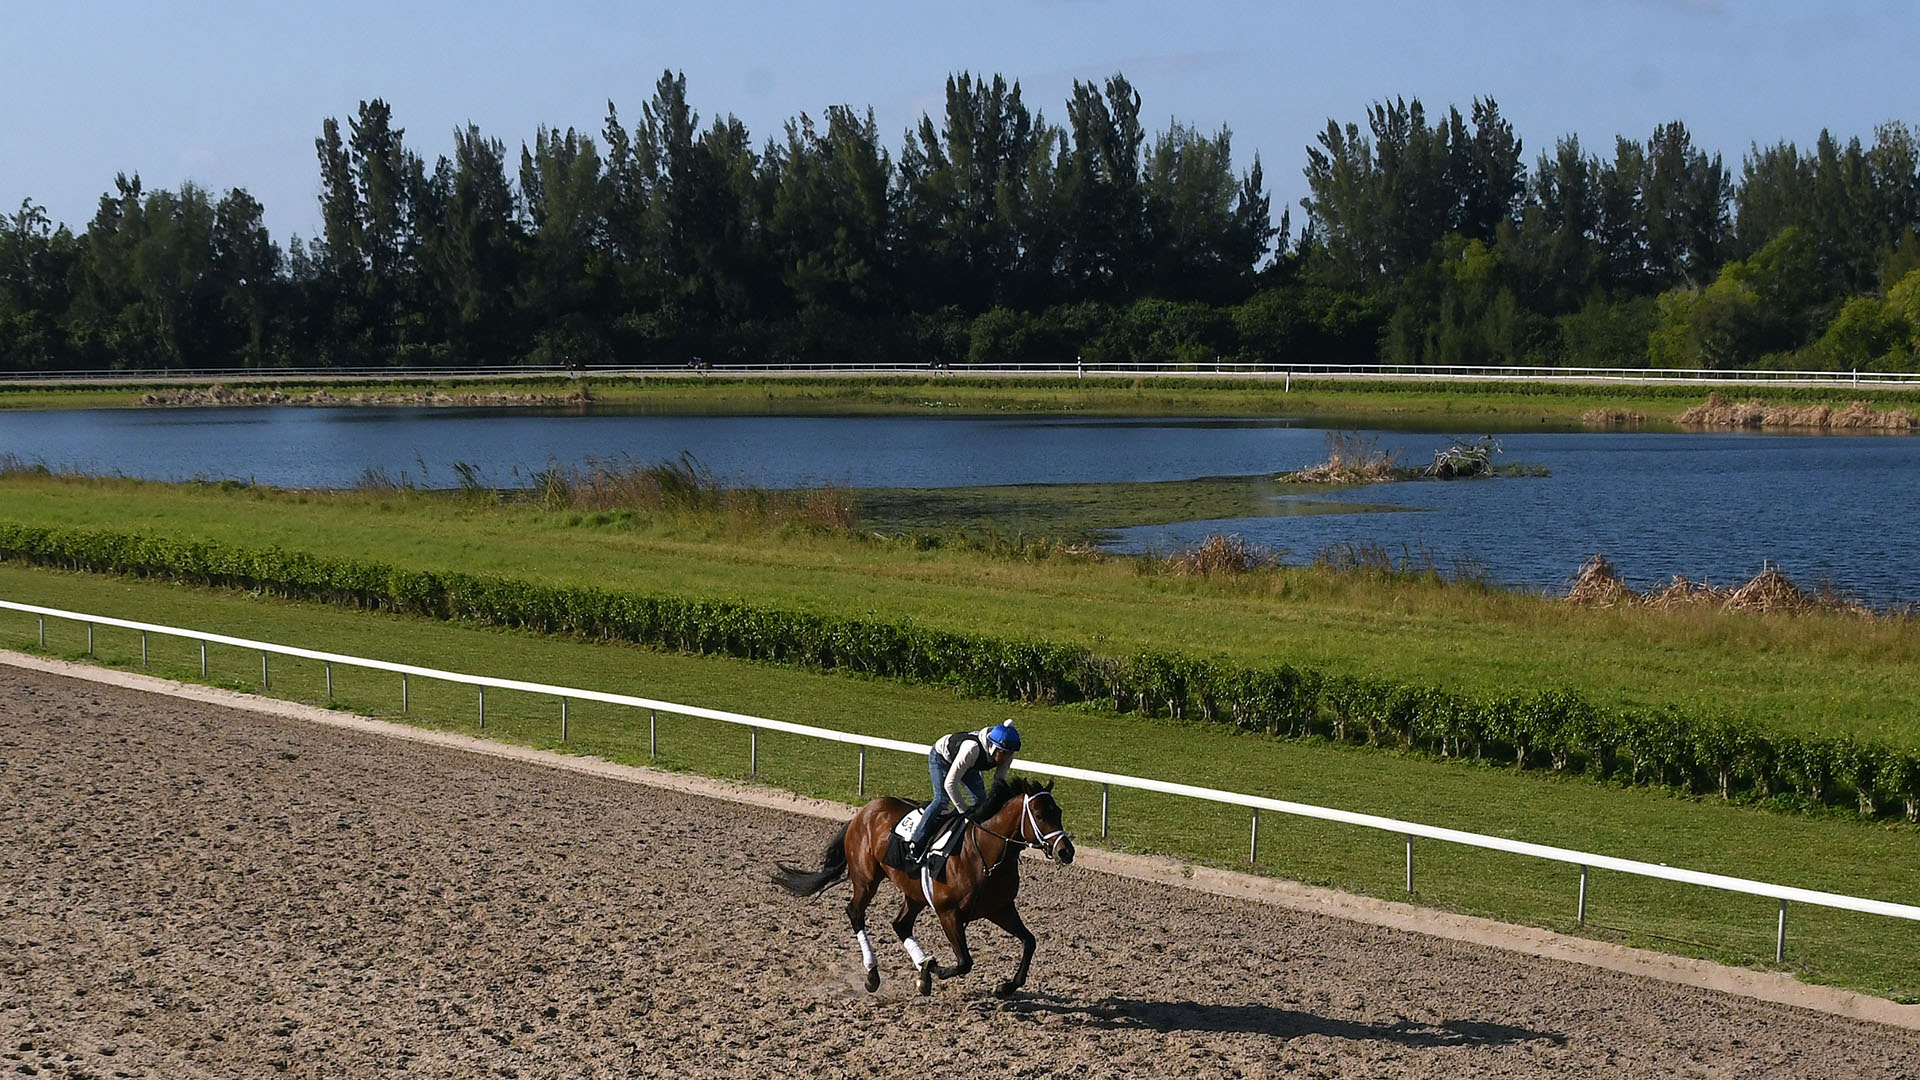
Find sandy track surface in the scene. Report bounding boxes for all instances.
[4,666,1918,1079]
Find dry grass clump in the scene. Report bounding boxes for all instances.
[1565,553,1638,607]
[530,453,854,531]
[1166,534,1280,577]
[1566,553,1881,617]
[1279,432,1399,484]
[1580,408,1646,427]
[1310,540,1449,582]
[1678,392,1917,430]
[1723,564,1816,614]
[1642,574,1729,609]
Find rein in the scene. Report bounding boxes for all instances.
[968,794,1070,877]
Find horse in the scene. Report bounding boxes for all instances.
[772,776,1074,997]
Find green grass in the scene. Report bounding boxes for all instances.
[4,472,1919,746]
[4,561,1919,1000]
[11,372,1920,424]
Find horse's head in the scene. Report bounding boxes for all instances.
[1021,781,1074,865]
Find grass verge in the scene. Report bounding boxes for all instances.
[10,373,1920,426]
[3,562,1919,1001]
[2,473,1918,746]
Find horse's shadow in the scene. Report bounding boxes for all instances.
[1006,994,1567,1049]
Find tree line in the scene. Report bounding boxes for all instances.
[2,71,1917,373]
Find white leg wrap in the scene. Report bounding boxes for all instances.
[903,937,930,969]
[857,930,876,969]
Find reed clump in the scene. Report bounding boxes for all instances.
[1165,534,1279,577]
[1678,392,1918,430]
[1566,553,1877,617]
[1565,553,1639,607]
[1278,432,1399,484]
[527,453,854,532]
[1580,407,1646,427]
[1282,432,1543,483]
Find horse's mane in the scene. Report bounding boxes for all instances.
[976,776,1050,820]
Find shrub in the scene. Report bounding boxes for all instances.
[0,522,1909,826]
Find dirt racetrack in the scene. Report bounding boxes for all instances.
[4,664,1920,1079]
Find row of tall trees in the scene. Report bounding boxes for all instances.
[1296,100,1920,369]
[3,72,1918,372]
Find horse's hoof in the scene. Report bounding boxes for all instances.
[865,968,880,993]
[917,965,934,996]
[993,980,1020,998]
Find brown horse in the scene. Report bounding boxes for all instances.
[773,777,1074,996]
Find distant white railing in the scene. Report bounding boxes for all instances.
[1,362,1918,388]
[6,596,1919,963]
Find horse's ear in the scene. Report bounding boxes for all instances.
[1044,779,1055,792]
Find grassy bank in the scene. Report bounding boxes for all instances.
[10,373,1920,426]
[2,472,1916,746]
[4,561,1918,1000]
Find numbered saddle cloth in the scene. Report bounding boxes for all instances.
[886,807,965,877]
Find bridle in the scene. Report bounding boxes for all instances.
[971,793,1072,871]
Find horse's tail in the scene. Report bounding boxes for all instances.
[771,821,850,897]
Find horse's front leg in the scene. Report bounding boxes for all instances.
[984,905,1037,997]
[932,905,974,984]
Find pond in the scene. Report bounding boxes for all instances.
[1,406,1914,604]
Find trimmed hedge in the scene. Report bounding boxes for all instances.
[4,522,1917,824]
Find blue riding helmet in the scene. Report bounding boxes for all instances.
[987,721,1021,754]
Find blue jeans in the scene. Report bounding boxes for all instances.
[909,748,985,847]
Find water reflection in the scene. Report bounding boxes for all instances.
[1,407,1915,604]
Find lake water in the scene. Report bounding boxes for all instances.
[2,406,1916,604]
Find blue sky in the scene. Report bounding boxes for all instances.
[4,1,1915,243]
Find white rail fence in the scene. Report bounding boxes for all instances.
[6,596,1919,964]
[2,362,1919,388]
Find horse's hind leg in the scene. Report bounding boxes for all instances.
[844,867,883,993]
[984,905,1037,997]
[891,895,937,996]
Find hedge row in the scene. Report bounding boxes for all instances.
[4,522,1916,823]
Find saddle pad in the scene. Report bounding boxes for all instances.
[883,808,964,875]
[893,808,962,854]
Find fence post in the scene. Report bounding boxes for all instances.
[38,615,44,649]
[401,673,409,713]
[1777,900,1788,963]
[1578,865,1589,926]
[1249,808,1260,864]
[261,652,269,691]
[478,688,486,730]
[87,623,94,655]
[750,729,758,777]
[560,698,568,742]
[858,746,867,797]
[1101,784,1111,839]
[1405,835,1415,894]
[650,709,657,759]
[325,662,333,701]
[200,640,207,677]
[141,631,148,669]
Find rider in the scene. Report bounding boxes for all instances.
[905,720,1021,862]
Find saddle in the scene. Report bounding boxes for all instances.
[886,806,967,877]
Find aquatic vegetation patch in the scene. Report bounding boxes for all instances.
[1678,392,1918,430]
